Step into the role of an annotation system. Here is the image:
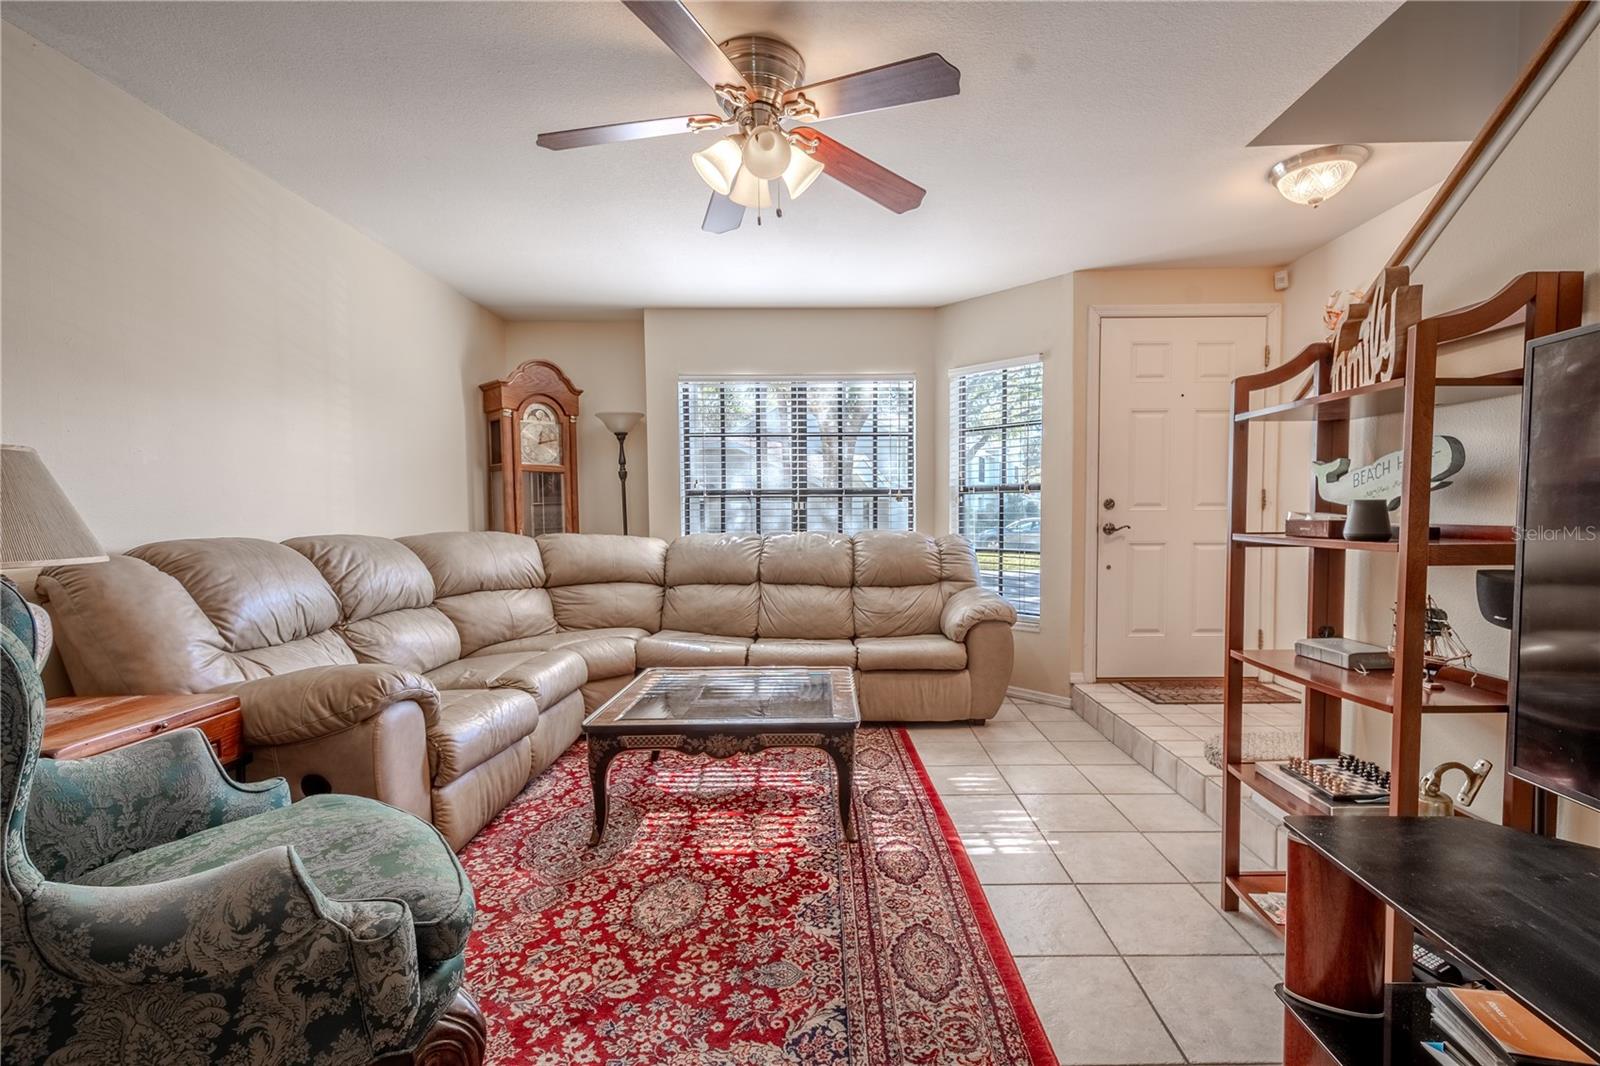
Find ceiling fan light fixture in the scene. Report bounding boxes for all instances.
[781,147,824,199]
[728,166,776,209]
[692,134,745,195]
[1268,144,1371,207]
[741,124,792,181]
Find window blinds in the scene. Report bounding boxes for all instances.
[950,359,1042,619]
[679,377,915,535]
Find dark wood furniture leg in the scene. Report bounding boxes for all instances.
[1283,838,1385,1066]
[374,988,487,1066]
[824,730,857,842]
[587,737,622,846]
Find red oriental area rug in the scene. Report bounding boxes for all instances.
[459,727,1058,1065]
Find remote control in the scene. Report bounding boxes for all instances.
[1413,942,1461,983]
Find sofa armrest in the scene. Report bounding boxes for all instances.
[214,664,440,746]
[941,587,1017,642]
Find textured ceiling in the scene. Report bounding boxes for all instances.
[3,1,1469,316]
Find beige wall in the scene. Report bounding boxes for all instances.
[1070,268,1284,681]
[1271,185,1441,655]
[934,277,1074,695]
[640,308,938,542]
[1,25,505,551]
[503,320,648,535]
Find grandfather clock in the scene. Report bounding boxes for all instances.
[481,360,582,535]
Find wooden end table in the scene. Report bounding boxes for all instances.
[582,667,860,846]
[43,694,245,771]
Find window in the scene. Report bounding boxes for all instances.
[679,377,915,534]
[951,359,1042,620]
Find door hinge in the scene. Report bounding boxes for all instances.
[1263,344,1272,368]
[1257,628,1265,650]
[1260,488,1268,511]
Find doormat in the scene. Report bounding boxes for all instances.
[1120,678,1294,705]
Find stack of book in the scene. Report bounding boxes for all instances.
[1423,988,1595,1066]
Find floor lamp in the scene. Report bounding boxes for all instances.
[595,412,643,535]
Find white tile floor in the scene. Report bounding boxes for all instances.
[906,695,1286,1066]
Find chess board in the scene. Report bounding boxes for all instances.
[1280,754,1391,804]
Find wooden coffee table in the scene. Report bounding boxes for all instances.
[582,667,860,845]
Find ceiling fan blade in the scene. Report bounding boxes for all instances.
[537,114,723,150]
[623,0,750,93]
[796,129,927,214]
[702,192,745,233]
[784,54,959,121]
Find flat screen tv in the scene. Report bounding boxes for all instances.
[1509,321,1600,811]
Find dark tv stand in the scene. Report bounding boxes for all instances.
[1281,815,1600,1065]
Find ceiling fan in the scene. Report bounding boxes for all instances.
[536,0,960,233]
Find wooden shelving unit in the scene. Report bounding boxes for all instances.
[1219,270,1584,964]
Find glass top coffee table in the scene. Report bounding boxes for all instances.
[582,667,860,845]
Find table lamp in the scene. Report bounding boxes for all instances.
[594,412,644,535]
[2,445,107,659]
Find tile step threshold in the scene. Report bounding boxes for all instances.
[1070,686,1290,870]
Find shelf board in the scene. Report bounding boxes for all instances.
[1226,871,1288,939]
[1232,532,1515,566]
[1232,650,1507,714]
[1229,762,1330,817]
[1277,982,1439,1066]
[1236,375,1522,424]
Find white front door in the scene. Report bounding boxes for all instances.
[1096,316,1267,678]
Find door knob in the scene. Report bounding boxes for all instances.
[1101,522,1131,536]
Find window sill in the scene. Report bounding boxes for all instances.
[1013,620,1041,634]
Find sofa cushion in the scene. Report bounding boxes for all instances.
[851,531,948,638]
[538,534,667,632]
[537,533,666,586]
[283,535,461,673]
[230,630,359,677]
[284,534,436,620]
[433,588,557,657]
[757,533,854,639]
[76,793,472,965]
[856,634,967,671]
[340,608,462,674]
[853,531,943,587]
[37,555,247,694]
[635,631,751,668]
[129,538,341,653]
[662,533,760,638]
[747,638,857,668]
[474,627,644,681]
[937,535,982,588]
[424,650,587,708]
[399,531,546,596]
[429,688,541,785]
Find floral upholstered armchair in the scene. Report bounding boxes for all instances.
[0,586,486,1066]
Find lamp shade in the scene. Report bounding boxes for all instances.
[692,134,744,196]
[596,411,644,436]
[1,445,106,568]
[782,148,824,199]
[741,125,792,181]
[728,167,776,209]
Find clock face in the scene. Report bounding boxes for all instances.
[520,404,562,465]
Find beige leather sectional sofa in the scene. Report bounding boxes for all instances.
[38,530,1016,848]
